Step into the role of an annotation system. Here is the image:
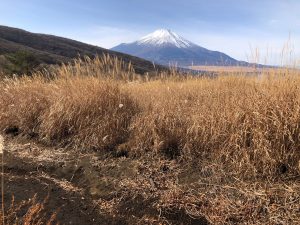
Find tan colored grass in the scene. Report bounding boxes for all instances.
[124,74,300,178]
[0,135,4,225]
[41,54,136,80]
[189,65,260,73]
[0,195,58,225]
[0,135,3,154]
[1,57,300,175]
[0,55,300,224]
[0,76,138,152]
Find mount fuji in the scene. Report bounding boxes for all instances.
[111,29,247,67]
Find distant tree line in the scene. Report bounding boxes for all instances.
[1,50,40,76]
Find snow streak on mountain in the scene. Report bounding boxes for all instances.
[111,29,248,67]
[136,29,193,48]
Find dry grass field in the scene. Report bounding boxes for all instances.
[189,65,260,73]
[0,56,300,224]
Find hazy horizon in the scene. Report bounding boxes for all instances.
[1,0,300,65]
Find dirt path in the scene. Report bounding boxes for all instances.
[2,141,126,225]
[4,137,298,224]
[1,138,209,225]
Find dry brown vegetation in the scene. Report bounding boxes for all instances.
[0,56,300,224]
[0,195,57,225]
[189,65,260,73]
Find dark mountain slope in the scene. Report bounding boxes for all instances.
[0,25,166,74]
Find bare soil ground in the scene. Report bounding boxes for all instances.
[2,136,300,224]
[2,137,210,225]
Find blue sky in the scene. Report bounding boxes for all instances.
[0,0,299,65]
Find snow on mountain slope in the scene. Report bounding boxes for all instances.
[136,29,193,48]
[111,29,247,67]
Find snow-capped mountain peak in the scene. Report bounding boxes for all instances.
[111,28,241,67]
[136,29,193,48]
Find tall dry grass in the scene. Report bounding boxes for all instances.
[0,135,4,225]
[126,75,300,179]
[1,55,300,224]
[0,76,138,152]
[38,54,137,80]
[0,195,58,225]
[0,56,299,179]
